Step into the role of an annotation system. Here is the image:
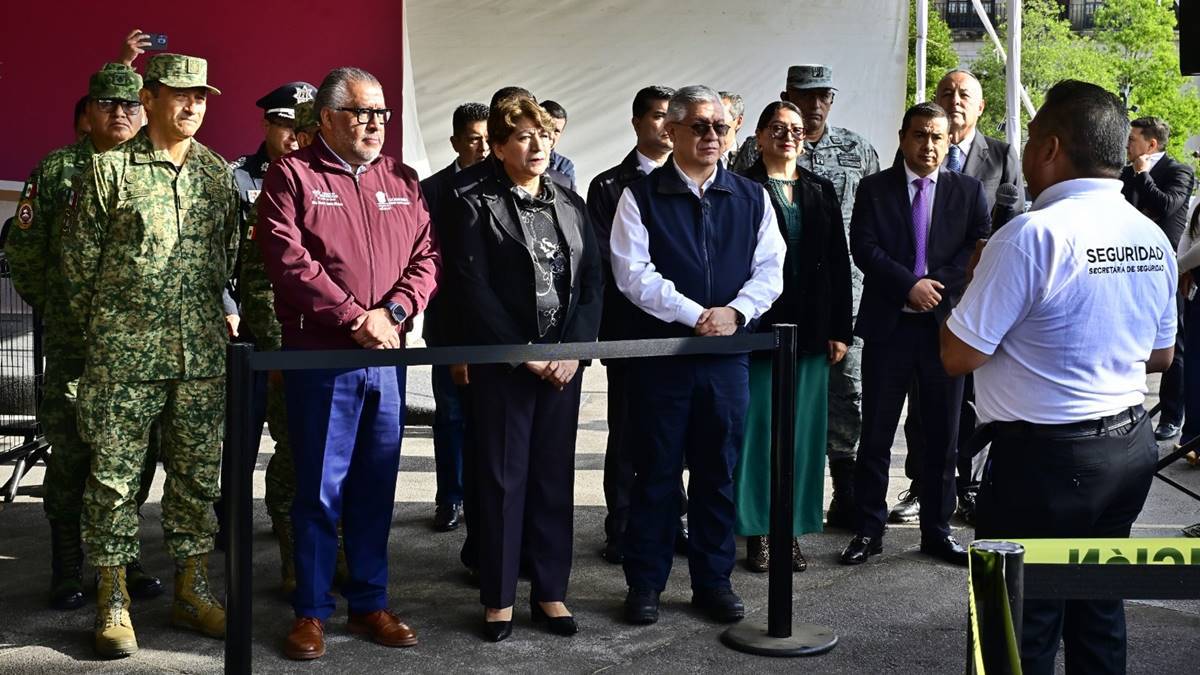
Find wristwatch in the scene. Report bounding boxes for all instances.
[385,301,407,325]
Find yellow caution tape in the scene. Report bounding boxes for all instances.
[978,538,1200,566]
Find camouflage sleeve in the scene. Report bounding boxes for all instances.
[5,164,50,313]
[238,203,283,351]
[61,160,108,334]
[225,171,240,280]
[864,140,881,176]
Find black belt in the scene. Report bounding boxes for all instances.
[988,406,1146,440]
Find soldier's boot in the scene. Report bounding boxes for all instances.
[272,516,297,597]
[333,525,349,588]
[125,559,164,600]
[49,519,86,610]
[825,457,857,530]
[171,554,225,639]
[94,565,137,658]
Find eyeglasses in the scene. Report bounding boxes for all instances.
[675,120,731,138]
[336,107,393,125]
[767,124,806,140]
[94,99,141,114]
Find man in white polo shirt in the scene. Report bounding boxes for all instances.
[940,81,1177,675]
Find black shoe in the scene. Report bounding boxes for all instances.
[125,559,163,600]
[745,536,768,573]
[691,587,745,623]
[48,520,85,611]
[624,588,660,625]
[674,523,689,556]
[888,487,920,524]
[920,535,969,567]
[483,619,512,642]
[531,601,578,636]
[791,538,808,572]
[839,535,883,565]
[600,539,624,565]
[956,488,978,527]
[1155,422,1182,442]
[433,503,462,532]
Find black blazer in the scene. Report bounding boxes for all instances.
[739,160,853,354]
[586,149,648,342]
[891,132,1023,228]
[850,165,990,342]
[419,161,458,345]
[443,162,603,348]
[1121,155,1197,249]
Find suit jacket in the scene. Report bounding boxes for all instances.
[1121,155,1196,249]
[586,149,647,342]
[892,132,1024,229]
[419,161,459,344]
[443,161,603,349]
[739,159,853,354]
[850,165,990,341]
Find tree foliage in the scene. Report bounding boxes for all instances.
[907,0,960,108]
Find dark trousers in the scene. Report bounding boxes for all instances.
[1182,295,1200,443]
[470,364,581,608]
[855,314,962,540]
[459,383,479,570]
[976,413,1156,675]
[623,355,748,593]
[901,373,979,492]
[1158,290,1186,426]
[431,364,465,507]
[603,363,688,546]
[286,366,404,620]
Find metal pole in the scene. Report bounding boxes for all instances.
[969,541,1025,673]
[915,0,929,103]
[1006,0,1023,155]
[767,323,798,637]
[223,342,255,674]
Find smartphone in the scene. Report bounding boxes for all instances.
[144,33,168,51]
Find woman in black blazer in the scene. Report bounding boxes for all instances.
[443,95,602,641]
[733,101,853,572]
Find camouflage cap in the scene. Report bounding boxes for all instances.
[89,63,142,101]
[144,53,221,94]
[293,100,318,132]
[786,64,837,92]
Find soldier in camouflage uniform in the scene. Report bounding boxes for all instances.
[61,53,238,659]
[732,64,880,528]
[8,63,164,612]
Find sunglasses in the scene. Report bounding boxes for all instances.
[675,120,731,138]
[336,107,393,125]
[94,99,141,114]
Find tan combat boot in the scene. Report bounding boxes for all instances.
[94,565,137,658]
[172,554,225,639]
[272,516,296,597]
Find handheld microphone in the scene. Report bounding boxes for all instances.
[991,183,1022,231]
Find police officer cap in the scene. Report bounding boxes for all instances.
[256,82,317,121]
[144,53,221,95]
[89,63,142,101]
[293,101,318,132]
[786,64,837,92]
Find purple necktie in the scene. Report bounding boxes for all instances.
[911,177,931,275]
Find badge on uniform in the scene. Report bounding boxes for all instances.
[247,189,260,203]
[16,200,33,229]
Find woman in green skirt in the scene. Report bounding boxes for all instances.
[733,101,853,572]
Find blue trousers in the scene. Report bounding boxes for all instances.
[285,366,405,620]
[623,355,748,593]
[431,364,465,507]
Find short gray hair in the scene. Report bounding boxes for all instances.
[667,85,726,123]
[314,67,381,120]
[718,91,744,119]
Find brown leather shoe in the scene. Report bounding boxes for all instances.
[347,609,418,647]
[284,617,325,660]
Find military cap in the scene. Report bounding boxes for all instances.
[786,64,837,91]
[89,63,142,101]
[293,100,318,132]
[144,53,221,94]
[255,82,317,120]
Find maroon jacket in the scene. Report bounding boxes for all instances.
[257,138,440,350]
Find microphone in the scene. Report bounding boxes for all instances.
[991,183,1022,231]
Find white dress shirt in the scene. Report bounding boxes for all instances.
[1144,151,1166,172]
[609,163,786,328]
[635,150,662,176]
[950,127,977,170]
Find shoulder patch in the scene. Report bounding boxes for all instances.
[16,200,33,229]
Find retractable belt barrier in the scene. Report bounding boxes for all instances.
[222,327,836,673]
[967,537,1200,674]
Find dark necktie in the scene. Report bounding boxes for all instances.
[946,145,964,173]
[912,177,931,275]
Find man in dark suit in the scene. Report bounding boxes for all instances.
[894,69,1026,526]
[840,102,990,567]
[419,102,490,534]
[1122,116,1197,441]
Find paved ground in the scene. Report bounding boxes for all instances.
[1,367,1198,674]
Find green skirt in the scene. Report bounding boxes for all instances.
[733,351,829,536]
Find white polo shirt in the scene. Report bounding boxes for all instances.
[947,178,1177,424]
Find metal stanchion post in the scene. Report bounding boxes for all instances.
[223,342,255,674]
[969,541,1024,673]
[721,324,838,657]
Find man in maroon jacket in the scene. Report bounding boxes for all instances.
[257,66,439,660]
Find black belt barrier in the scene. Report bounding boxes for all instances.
[222,325,837,673]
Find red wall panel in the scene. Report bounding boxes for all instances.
[0,1,405,181]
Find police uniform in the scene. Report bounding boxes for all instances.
[949,178,1177,673]
[61,53,237,655]
[8,63,162,610]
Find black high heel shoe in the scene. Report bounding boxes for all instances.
[484,609,513,642]
[531,601,578,636]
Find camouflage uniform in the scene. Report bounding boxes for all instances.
[62,122,238,567]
